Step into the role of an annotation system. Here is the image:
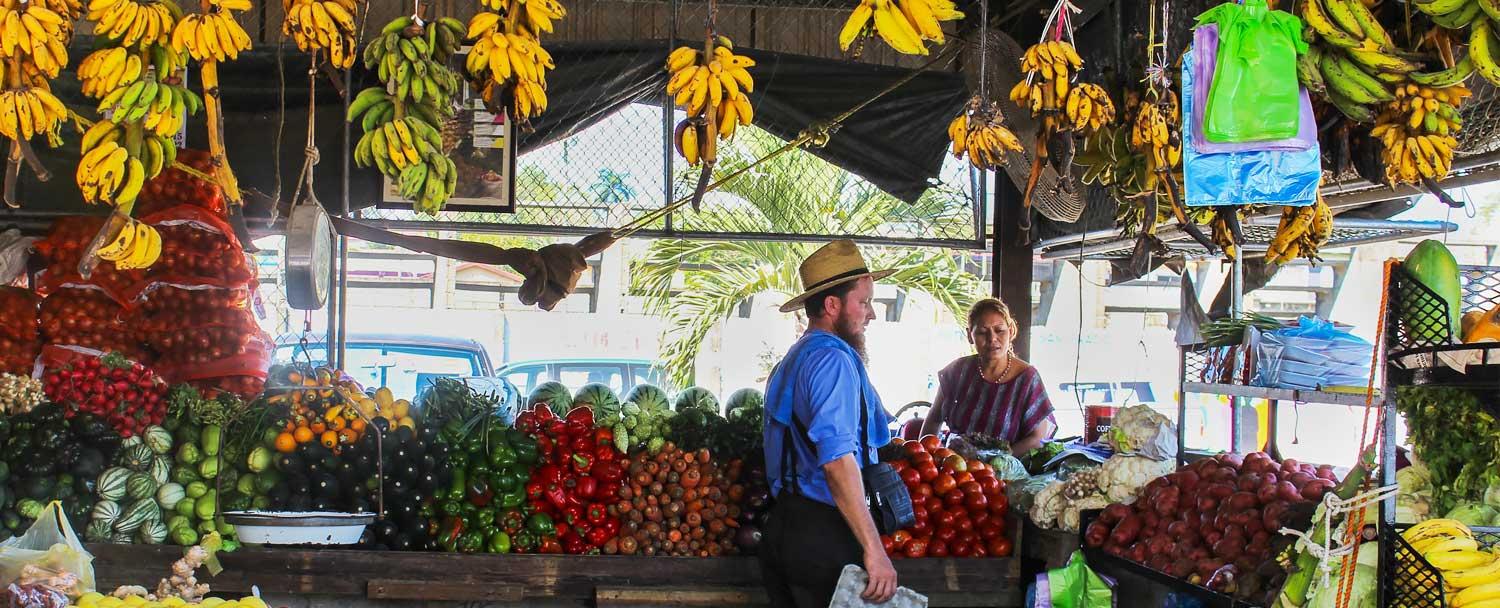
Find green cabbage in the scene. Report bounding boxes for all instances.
[1446,502,1500,527]
[987,453,1030,482]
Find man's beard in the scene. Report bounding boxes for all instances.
[834,315,869,363]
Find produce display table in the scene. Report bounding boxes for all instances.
[1020,520,1077,572]
[88,544,1023,607]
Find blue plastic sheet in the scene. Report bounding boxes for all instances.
[1182,47,1321,207]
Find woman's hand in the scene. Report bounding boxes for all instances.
[1010,418,1056,456]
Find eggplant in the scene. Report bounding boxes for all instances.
[735,525,762,551]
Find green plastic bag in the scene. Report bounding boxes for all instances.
[1042,551,1114,608]
[1196,0,1306,142]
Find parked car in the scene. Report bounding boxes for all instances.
[274,333,496,400]
[497,358,672,396]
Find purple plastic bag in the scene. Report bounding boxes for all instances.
[1193,24,1315,152]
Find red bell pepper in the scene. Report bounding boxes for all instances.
[564,503,586,527]
[587,503,608,526]
[572,452,593,475]
[565,407,594,429]
[594,427,614,446]
[545,483,569,511]
[535,435,555,458]
[525,480,545,503]
[538,537,563,554]
[602,516,620,537]
[594,445,617,464]
[593,461,624,483]
[585,526,613,548]
[576,476,598,500]
[546,420,569,438]
[536,464,562,485]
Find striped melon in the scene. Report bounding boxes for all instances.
[97,467,131,501]
[528,382,573,417]
[673,387,720,414]
[143,426,174,455]
[574,383,621,419]
[126,473,158,501]
[114,499,159,533]
[90,500,120,527]
[156,483,185,511]
[120,435,143,450]
[150,455,172,485]
[123,444,155,472]
[109,531,134,544]
[84,519,112,543]
[625,384,671,413]
[137,520,168,545]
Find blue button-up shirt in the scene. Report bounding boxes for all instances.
[763,330,892,507]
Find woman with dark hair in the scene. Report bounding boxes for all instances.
[919,298,1055,455]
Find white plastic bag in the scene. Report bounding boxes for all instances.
[0,501,95,595]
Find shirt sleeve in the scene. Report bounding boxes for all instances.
[1019,368,1056,435]
[797,347,863,467]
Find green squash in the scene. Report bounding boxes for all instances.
[1404,239,1463,344]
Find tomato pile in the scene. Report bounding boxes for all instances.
[137,307,263,365]
[43,351,168,437]
[39,288,146,362]
[135,149,226,217]
[131,282,251,318]
[0,287,38,375]
[150,222,255,284]
[614,442,746,557]
[31,216,145,297]
[882,435,1013,559]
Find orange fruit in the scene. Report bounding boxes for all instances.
[330,417,347,431]
[320,430,338,448]
[337,428,358,444]
[350,419,366,432]
[293,426,314,444]
[274,432,297,453]
[310,421,327,435]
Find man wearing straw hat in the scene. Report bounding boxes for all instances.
[759,240,899,606]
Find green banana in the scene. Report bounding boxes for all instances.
[1326,87,1376,122]
[1297,46,1328,95]
[1414,0,1473,18]
[1347,47,1419,74]
[412,77,425,103]
[1323,51,1393,102]
[1347,0,1393,49]
[353,131,373,167]
[1303,0,1367,48]
[1429,1,1483,29]
[381,16,412,34]
[1478,0,1500,24]
[1411,55,1475,87]
[1472,19,1500,86]
[1322,0,1366,39]
[346,87,389,122]
[369,128,394,175]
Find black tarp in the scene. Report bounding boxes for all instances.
[4,39,966,224]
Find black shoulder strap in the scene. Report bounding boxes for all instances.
[779,380,871,495]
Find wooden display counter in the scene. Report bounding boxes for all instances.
[88,544,1023,607]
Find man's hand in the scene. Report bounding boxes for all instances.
[863,549,898,602]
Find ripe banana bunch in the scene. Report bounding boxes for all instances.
[666,41,755,138]
[86,0,181,50]
[464,11,556,121]
[96,218,162,270]
[350,16,462,215]
[479,0,567,35]
[1403,520,1500,603]
[281,0,360,68]
[1128,91,1180,177]
[1300,0,1421,122]
[946,97,1023,171]
[1009,41,1084,129]
[1210,211,1241,260]
[76,119,179,206]
[170,2,252,62]
[837,0,961,56]
[0,2,69,77]
[1063,83,1115,133]
[0,85,65,141]
[96,76,202,137]
[1371,83,1468,185]
[1264,197,1333,265]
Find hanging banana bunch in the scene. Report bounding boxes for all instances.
[94,215,163,270]
[169,0,252,204]
[347,15,464,215]
[0,0,72,153]
[1371,82,1467,187]
[664,38,755,167]
[281,0,362,69]
[463,0,563,125]
[76,1,195,211]
[947,96,1023,171]
[1265,194,1334,265]
[837,0,961,56]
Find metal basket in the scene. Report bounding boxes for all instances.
[1385,264,1500,356]
[1382,525,1500,607]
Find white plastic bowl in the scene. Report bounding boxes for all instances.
[223,511,375,545]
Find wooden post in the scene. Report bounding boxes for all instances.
[993,174,1033,361]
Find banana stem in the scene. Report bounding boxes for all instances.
[2,54,19,208]
[200,59,242,204]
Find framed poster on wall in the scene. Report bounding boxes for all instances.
[380,48,517,213]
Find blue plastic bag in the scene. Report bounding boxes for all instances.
[1182,47,1320,207]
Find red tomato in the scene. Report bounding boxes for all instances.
[932,447,954,461]
[911,483,934,500]
[929,540,950,558]
[943,489,966,507]
[941,454,968,473]
[918,464,940,482]
[900,468,922,488]
[903,442,927,457]
[892,530,912,548]
[977,476,1003,496]
[934,510,957,529]
[964,491,989,512]
[950,541,973,558]
[954,471,975,485]
[960,481,983,495]
[890,460,909,473]
[971,510,990,528]
[910,451,935,466]
[919,435,941,451]
[909,517,931,537]
[933,474,958,496]
[935,525,958,543]
[959,531,980,547]
[881,535,896,553]
[966,459,988,474]
[971,543,988,558]
[924,496,943,514]
[904,538,929,558]
[988,493,1009,514]
[987,537,1013,557]
[978,520,1004,541]
[954,512,974,533]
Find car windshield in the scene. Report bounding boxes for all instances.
[274,343,483,399]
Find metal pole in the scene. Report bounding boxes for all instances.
[336,63,352,370]
[663,0,679,233]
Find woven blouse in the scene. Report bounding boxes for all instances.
[933,355,1055,441]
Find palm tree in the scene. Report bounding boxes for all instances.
[588,168,637,205]
[632,129,983,387]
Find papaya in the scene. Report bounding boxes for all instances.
[1463,305,1500,343]
[1403,240,1462,344]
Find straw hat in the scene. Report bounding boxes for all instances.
[779,240,895,313]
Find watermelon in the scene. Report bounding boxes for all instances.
[673,387,720,414]
[120,435,143,450]
[156,483,186,511]
[150,456,172,485]
[725,388,765,413]
[126,473,158,501]
[115,499,159,533]
[109,531,133,544]
[574,383,621,420]
[625,384,671,412]
[84,519,113,543]
[143,426,174,455]
[97,467,131,501]
[1404,239,1463,344]
[528,382,573,417]
[123,444,155,472]
[91,500,121,526]
[138,520,168,544]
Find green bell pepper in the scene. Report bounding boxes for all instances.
[499,487,525,509]
[487,531,512,554]
[488,443,517,469]
[514,530,537,553]
[440,500,463,517]
[458,531,484,553]
[526,513,555,536]
[513,439,539,465]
